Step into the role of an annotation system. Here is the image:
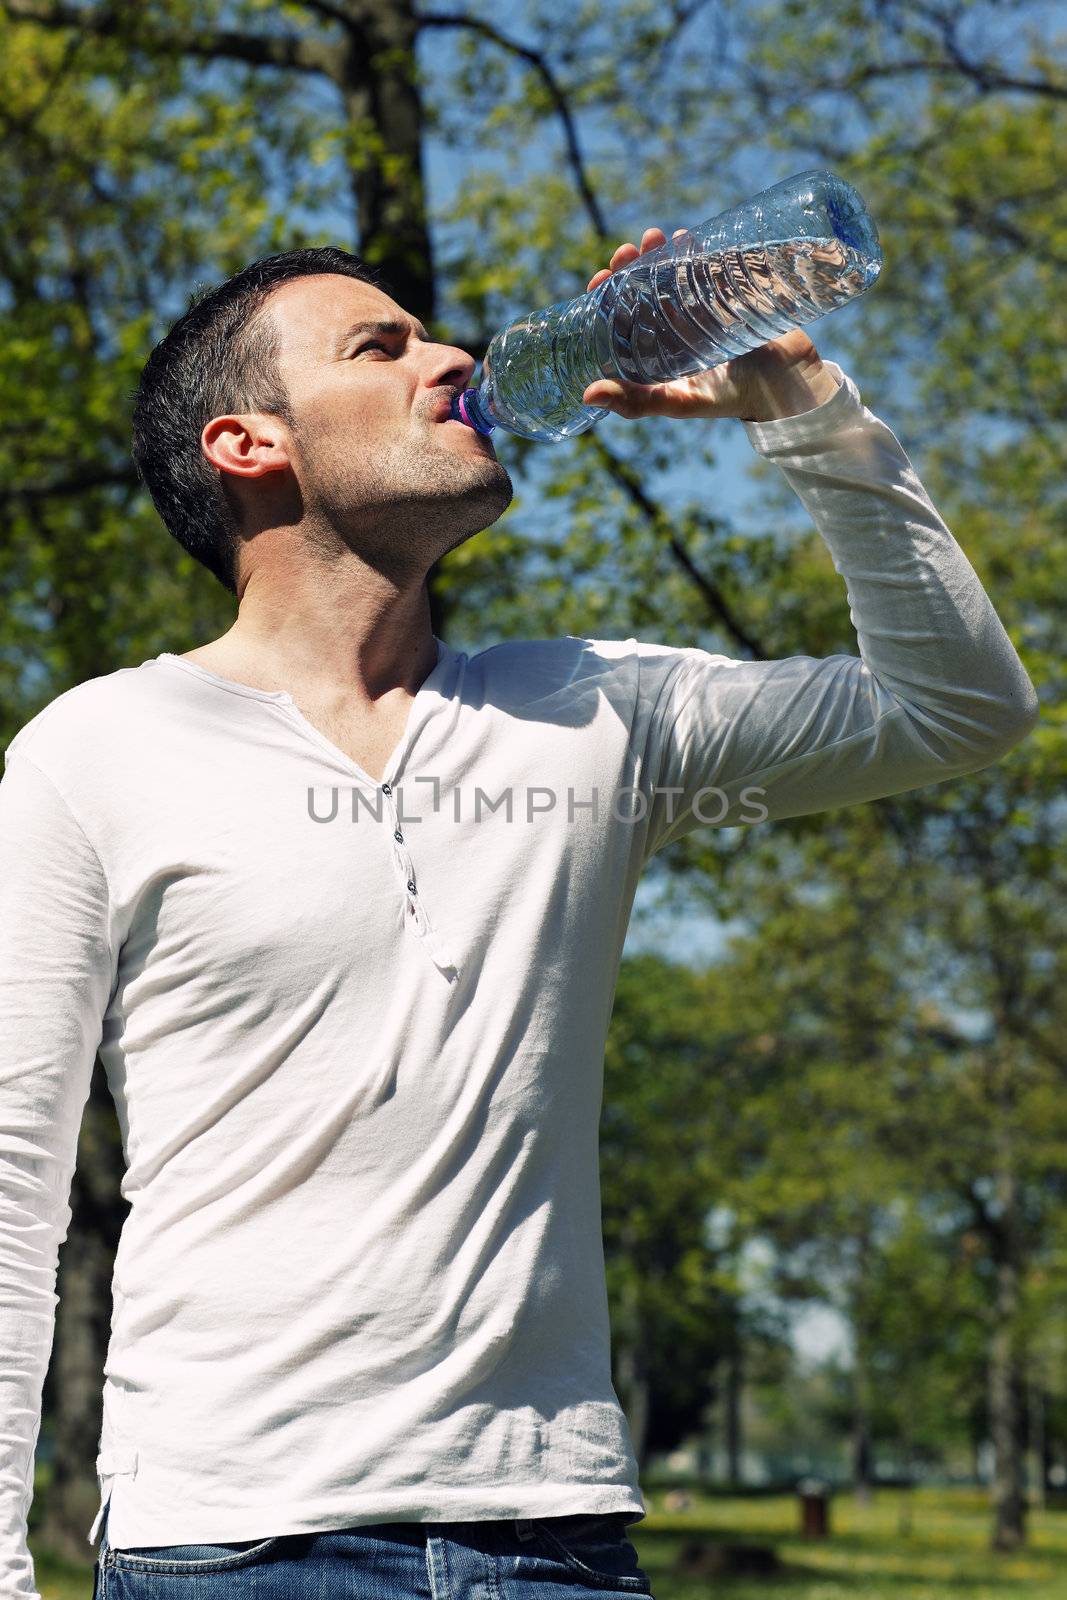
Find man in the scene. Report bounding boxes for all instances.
[0,236,1037,1600]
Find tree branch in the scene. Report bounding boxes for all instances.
[0,466,140,504]
[414,9,609,240]
[294,0,355,29]
[737,0,1067,114]
[582,433,769,658]
[836,56,1067,102]
[908,0,1067,101]
[3,0,343,78]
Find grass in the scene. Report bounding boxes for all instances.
[628,1487,1067,1600]
[31,1487,1067,1599]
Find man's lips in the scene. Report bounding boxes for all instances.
[429,394,492,441]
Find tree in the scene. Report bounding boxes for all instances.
[601,953,739,1468]
[699,798,1067,1547]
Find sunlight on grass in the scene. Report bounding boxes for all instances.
[628,1487,1067,1600]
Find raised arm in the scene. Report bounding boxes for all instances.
[634,363,1038,855]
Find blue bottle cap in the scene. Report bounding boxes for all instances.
[450,388,496,434]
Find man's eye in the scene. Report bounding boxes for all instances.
[355,341,387,355]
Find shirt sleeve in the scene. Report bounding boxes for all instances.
[0,751,113,1600]
[638,361,1039,858]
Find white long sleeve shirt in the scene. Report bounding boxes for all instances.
[0,363,1037,1596]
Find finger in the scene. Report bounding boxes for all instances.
[588,227,674,294]
[582,379,627,410]
[586,376,710,420]
[582,375,671,416]
[606,234,659,273]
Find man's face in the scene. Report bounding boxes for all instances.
[260,273,513,575]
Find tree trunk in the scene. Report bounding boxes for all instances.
[724,1330,743,1486]
[612,1218,651,1470]
[340,0,436,322]
[614,1299,650,1469]
[989,1165,1027,1551]
[897,1381,916,1537]
[337,0,453,642]
[38,1060,126,1561]
[851,1299,874,1502]
[1029,1381,1046,1510]
[851,1365,874,1502]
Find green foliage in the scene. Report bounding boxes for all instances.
[601,954,774,1458]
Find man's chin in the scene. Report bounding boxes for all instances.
[446,458,514,533]
[468,466,514,522]
[449,444,513,501]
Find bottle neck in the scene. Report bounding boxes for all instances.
[450,387,496,435]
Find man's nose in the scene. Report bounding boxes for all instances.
[428,344,477,392]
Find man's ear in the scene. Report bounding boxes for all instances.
[201,415,292,479]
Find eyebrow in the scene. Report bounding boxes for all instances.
[334,318,433,355]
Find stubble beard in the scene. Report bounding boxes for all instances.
[300,426,514,580]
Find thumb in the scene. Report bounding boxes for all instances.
[583,382,624,410]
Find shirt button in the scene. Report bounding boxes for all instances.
[382,782,391,795]
[407,880,416,894]
[394,829,404,843]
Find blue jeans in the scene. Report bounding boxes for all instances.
[93,1502,655,1598]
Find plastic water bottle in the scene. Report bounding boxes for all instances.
[449,169,881,442]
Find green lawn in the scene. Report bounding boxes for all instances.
[32,1487,1067,1599]
[629,1487,1067,1600]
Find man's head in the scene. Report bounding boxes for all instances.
[131,247,512,597]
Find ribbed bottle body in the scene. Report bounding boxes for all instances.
[453,170,881,442]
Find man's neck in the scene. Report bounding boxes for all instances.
[191,568,438,708]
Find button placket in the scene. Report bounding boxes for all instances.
[380,781,424,930]
[379,778,457,973]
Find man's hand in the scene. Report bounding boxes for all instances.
[581,226,841,423]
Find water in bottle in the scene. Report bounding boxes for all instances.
[450,169,881,442]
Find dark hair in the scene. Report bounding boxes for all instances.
[131,247,393,595]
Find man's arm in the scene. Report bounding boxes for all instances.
[0,752,113,1599]
[632,361,1038,855]
[740,359,1039,755]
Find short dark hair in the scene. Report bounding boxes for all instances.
[131,247,393,595]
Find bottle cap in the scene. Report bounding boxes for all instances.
[450,388,496,435]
